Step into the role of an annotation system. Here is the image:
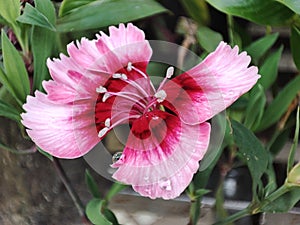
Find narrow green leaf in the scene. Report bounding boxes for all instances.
[179,0,210,25]
[59,0,95,16]
[17,3,56,31]
[263,155,277,197]
[0,67,23,106]
[244,84,266,131]
[37,147,53,161]
[86,199,112,225]
[197,26,223,52]
[105,182,127,202]
[194,189,211,198]
[1,30,30,104]
[287,107,299,173]
[103,208,120,225]
[31,0,57,91]
[0,0,19,25]
[257,75,300,131]
[85,169,101,198]
[261,187,300,213]
[0,100,21,121]
[57,0,168,32]
[199,113,226,171]
[269,126,292,155]
[232,120,269,187]
[244,33,279,64]
[206,0,294,26]
[0,14,8,26]
[290,26,300,71]
[259,46,283,90]
[276,0,300,14]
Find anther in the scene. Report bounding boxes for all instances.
[102,93,111,102]
[127,62,133,71]
[96,86,107,93]
[98,127,109,138]
[104,118,111,127]
[112,73,122,79]
[121,74,128,80]
[98,117,111,138]
[166,66,174,79]
[154,90,167,103]
[113,73,128,80]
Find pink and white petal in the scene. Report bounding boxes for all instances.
[98,23,152,69]
[112,111,211,199]
[163,41,260,124]
[21,92,99,158]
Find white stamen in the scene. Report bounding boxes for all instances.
[96,86,107,93]
[121,74,128,80]
[102,93,111,102]
[166,66,174,79]
[154,90,167,103]
[112,73,122,79]
[127,62,133,71]
[98,127,109,138]
[104,118,111,127]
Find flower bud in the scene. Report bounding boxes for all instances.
[287,163,300,186]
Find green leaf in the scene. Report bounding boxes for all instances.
[31,0,57,91]
[261,187,300,213]
[0,99,21,121]
[1,30,30,105]
[259,46,283,90]
[287,107,299,173]
[244,85,266,131]
[205,0,294,26]
[276,0,300,14]
[105,182,127,202]
[199,113,226,171]
[269,126,292,155]
[232,120,269,188]
[290,26,300,71]
[57,0,168,32]
[85,169,101,198]
[244,33,279,64]
[257,75,300,131]
[103,208,120,225]
[0,0,19,25]
[179,0,210,25]
[197,26,223,52]
[59,0,95,16]
[0,67,22,106]
[86,199,112,225]
[37,147,53,161]
[17,3,56,31]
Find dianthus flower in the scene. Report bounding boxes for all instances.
[21,23,260,199]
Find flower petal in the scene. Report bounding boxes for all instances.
[112,111,211,199]
[21,92,99,158]
[98,23,152,69]
[163,41,260,124]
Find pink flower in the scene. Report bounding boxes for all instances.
[21,23,260,199]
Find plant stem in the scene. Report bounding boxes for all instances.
[227,15,234,46]
[188,198,201,225]
[52,157,92,225]
[213,207,250,225]
[253,184,290,213]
